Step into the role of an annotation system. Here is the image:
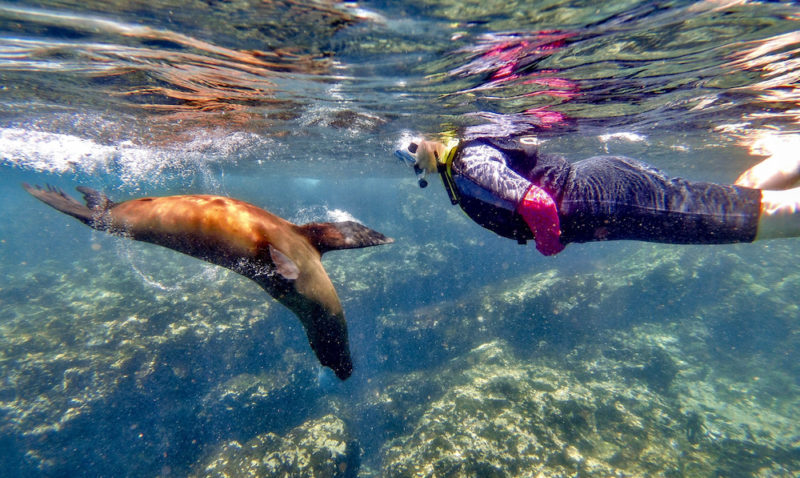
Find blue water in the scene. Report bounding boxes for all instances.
[1,1,799,476]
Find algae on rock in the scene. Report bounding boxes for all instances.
[193,414,360,478]
[379,338,799,477]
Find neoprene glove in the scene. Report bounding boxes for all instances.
[516,185,564,256]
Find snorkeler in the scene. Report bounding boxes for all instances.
[396,135,800,255]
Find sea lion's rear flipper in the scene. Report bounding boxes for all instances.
[76,186,115,211]
[23,184,114,228]
[23,184,97,225]
[299,221,394,254]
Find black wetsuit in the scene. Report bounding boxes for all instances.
[446,136,762,246]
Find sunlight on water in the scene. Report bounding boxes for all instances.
[0,125,268,183]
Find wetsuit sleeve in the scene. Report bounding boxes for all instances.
[455,142,564,255]
[456,143,532,207]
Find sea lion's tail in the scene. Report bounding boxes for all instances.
[299,221,394,254]
[23,184,114,226]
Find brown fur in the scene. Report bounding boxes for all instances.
[23,185,393,380]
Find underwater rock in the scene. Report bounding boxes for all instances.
[0,252,320,476]
[353,369,451,463]
[196,358,319,443]
[371,246,678,374]
[192,414,359,478]
[379,339,800,477]
[380,340,687,477]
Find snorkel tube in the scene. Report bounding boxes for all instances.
[394,147,429,188]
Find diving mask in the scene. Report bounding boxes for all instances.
[394,141,428,188]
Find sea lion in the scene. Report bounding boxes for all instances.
[23,184,394,380]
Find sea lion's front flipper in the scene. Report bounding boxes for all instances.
[268,245,300,280]
[299,221,394,254]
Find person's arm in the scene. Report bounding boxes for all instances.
[458,143,564,255]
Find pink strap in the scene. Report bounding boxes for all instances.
[517,185,564,256]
